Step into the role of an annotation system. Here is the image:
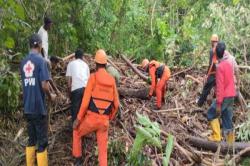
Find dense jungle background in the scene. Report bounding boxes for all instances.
[0,0,250,165]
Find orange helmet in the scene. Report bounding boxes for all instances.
[141,58,149,69]
[94,49,107,64]
[210,34,219,42]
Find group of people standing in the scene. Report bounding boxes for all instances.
[197,35,239,144]
[20,16,239,166]
[21,17,119,166]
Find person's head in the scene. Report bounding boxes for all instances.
[216,41,226,59]
[29,33,42,52]
[141,58,149,71]
[94,49,107,69]
[44,17,52,31]
[210,34,219,48]
[50,56,61,68]
[75,49,84,59]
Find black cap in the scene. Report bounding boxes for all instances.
[216,41,226,59]
[75,49,84,59]
[44,17,52,25]
[29,33,42,48]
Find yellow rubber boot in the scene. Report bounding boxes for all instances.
[227,132,235,145]
[37,149,48,166]
[208,118,221,142]
[26,146,36,166]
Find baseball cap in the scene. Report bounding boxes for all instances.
[29,33,42,47]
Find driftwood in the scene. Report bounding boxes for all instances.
[154,107,184,113]
[171,67,193,77]
[188,136,250,156]
[118,87,149,99]
[238,65,250,70]
[185,74,202,84]
[238,91,248,112]
[229,147,250,164]
[62,53,75,61]
[121,54,149,82]
[107,58,124,74]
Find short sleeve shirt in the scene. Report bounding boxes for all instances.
[66,59,90,91]
[38,26,49,60]
[20,51,50,115]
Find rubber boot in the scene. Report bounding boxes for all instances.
[227,131,235,145]
[37,149,48,166]
[208,119,221,142]
[26,146,36,166]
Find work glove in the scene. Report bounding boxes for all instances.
[216,106,221,117]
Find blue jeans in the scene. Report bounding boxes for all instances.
[207,97,234,134]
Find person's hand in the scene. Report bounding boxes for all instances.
[216,106,221,117]
[50,93,57,102]
[73,119,80,129]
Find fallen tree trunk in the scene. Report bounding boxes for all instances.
[121,54,149,82]
[188,136,250,156]
[118,87,149,99]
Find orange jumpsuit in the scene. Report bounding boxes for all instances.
[72,68,119,166]
[148,60,171,109]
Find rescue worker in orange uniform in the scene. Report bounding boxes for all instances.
[197,34,219,107]
[72,49,120,166]
[141,59,171,109]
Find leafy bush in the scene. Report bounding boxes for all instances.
[108,140,127,166]
[128,113,162,165]
[0,56,21,112]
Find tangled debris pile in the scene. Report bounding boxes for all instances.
[0,55,249,166]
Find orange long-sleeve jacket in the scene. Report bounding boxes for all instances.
[77,68,120,121]
[148,60,171,96]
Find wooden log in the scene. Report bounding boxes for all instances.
[238,65,250,70]
[107,58,124,74]
[62,53,75,61]
[188,136,250,156]
[118,87,149,99]
[121,54,149,82]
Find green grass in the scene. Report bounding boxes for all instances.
[240,157,250,166]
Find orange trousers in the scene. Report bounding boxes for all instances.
[72,111,109,166]
[156,70,168,109]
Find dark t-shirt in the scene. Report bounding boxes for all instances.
[20,51,50,115]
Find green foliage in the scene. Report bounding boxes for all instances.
[163,134,174,166]
[236,112,250,141]
[108,140,127,166]
[241,157,250,166]
[1,0,250,64]
[0,0,26,49]
[0,54,21,112]
[128,113,161,165]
